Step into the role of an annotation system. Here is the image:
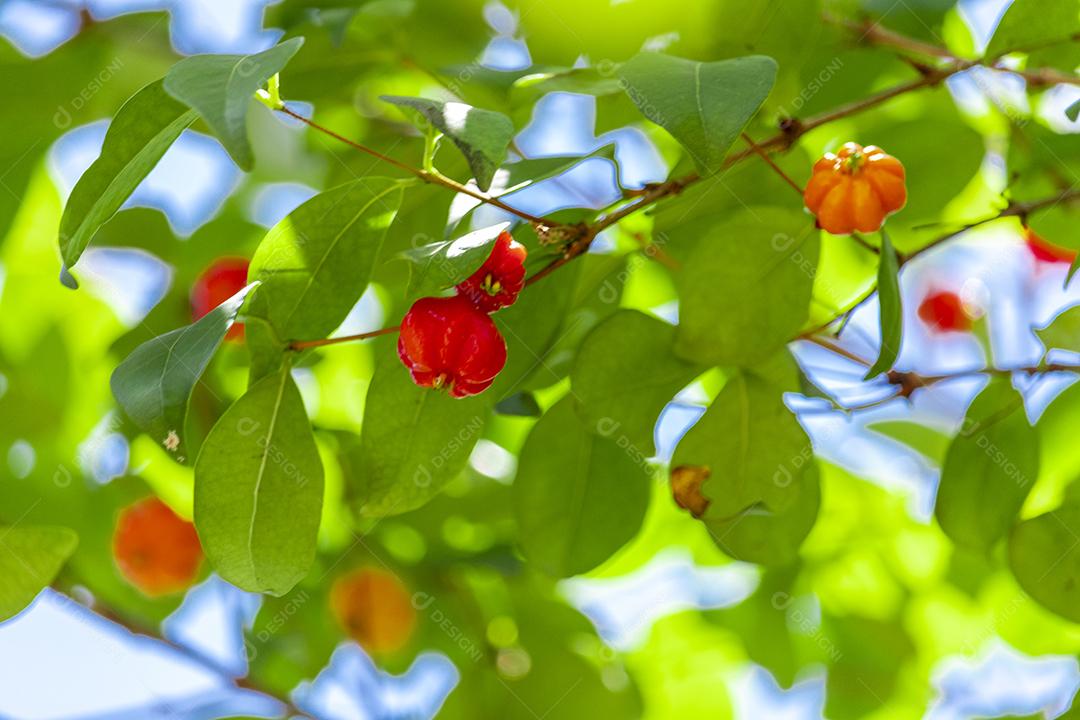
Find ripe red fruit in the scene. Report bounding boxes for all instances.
[191,257,250,341]
[917,290,972,333]
[456,231,527,313]
[330,567,417,655]
[398,295,507,398]
[1025,228,1076,265]
[113,497,203,597]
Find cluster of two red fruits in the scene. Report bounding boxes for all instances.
[190,233,527,398]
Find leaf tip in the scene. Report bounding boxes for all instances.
[59,265,79,290]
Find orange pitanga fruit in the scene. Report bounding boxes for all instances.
[804,142,907,235]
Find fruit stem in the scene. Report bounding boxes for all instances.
[289,325,401,351]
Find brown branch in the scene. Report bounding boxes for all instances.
[902,188,1080,262]
[797,187,1080,344]
[276,106,551,227]
[888,362,1080,393]
[63,590,312,719]
[836,15,1080,87]
[523,65,957,284]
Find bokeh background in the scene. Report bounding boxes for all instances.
[2,0,1080,718]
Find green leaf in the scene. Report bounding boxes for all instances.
[58,80,197,268]
[703,463,820,566]
[935,379,1039,551]
[617,53,776,174]
[1009,498,1080,623]
[1067,98,1080,123]
[351,352,492,517]
[1036,304,1080,354]
[164,38,305,171]
[866,420,950,466]
[823,614,915,719]
[571,310,703,456]
[110,283,257,461]
[0,526,78,622]
[675,207,818,366]
[865,233,903,379]
[984,0,1080,70]
[671,362,811,518]
[510,67,623,106]
[514,398,651,577]
[496,144,618,196]
[494,392,542,417]
[381,95,514,191]
[399,221,508,297]
[250,178,403,342]
[194,367,324,595]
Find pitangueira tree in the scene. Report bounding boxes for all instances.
[2,0,1080,717]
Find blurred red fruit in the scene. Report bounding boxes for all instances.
[330,567,417,655]
[918,290,972,333]
[191,257,250,341]
[1025,228,1076,265]
[113,497,203,596]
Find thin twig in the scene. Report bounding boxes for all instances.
[276,105,551,226]
[803,334,872,366]
[741,132,804,196]
[71,592,313,719]
[798,187,1080,343]
[289,325,400,351]
[850,232,881,255]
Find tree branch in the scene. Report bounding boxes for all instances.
[797,186,1080,345]
[59,590,312,719]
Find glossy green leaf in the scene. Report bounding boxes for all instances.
[164,38,304,171]
[984,0,1080,70]
[351,352,492,517]
[675,207,818,366]
[194,367,324,595]
[671,363,810,518]
[1067,98,1080,123]
[1036,304,1080,354]
[514,398,651,577]
[571,310,703,455]
[110,283,257,461]
[58,80,196,268]
[617,53,776,173]
[496,144,618,195]
[865,233,902,379]
[509,67,623,108]
[1009,498,1080,622]
[249,178,403,342]
[936,378,1039,551]
[399,222,508,297]
[704,463,820,566]
[0,526,78,622]
[381,95,514,191]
